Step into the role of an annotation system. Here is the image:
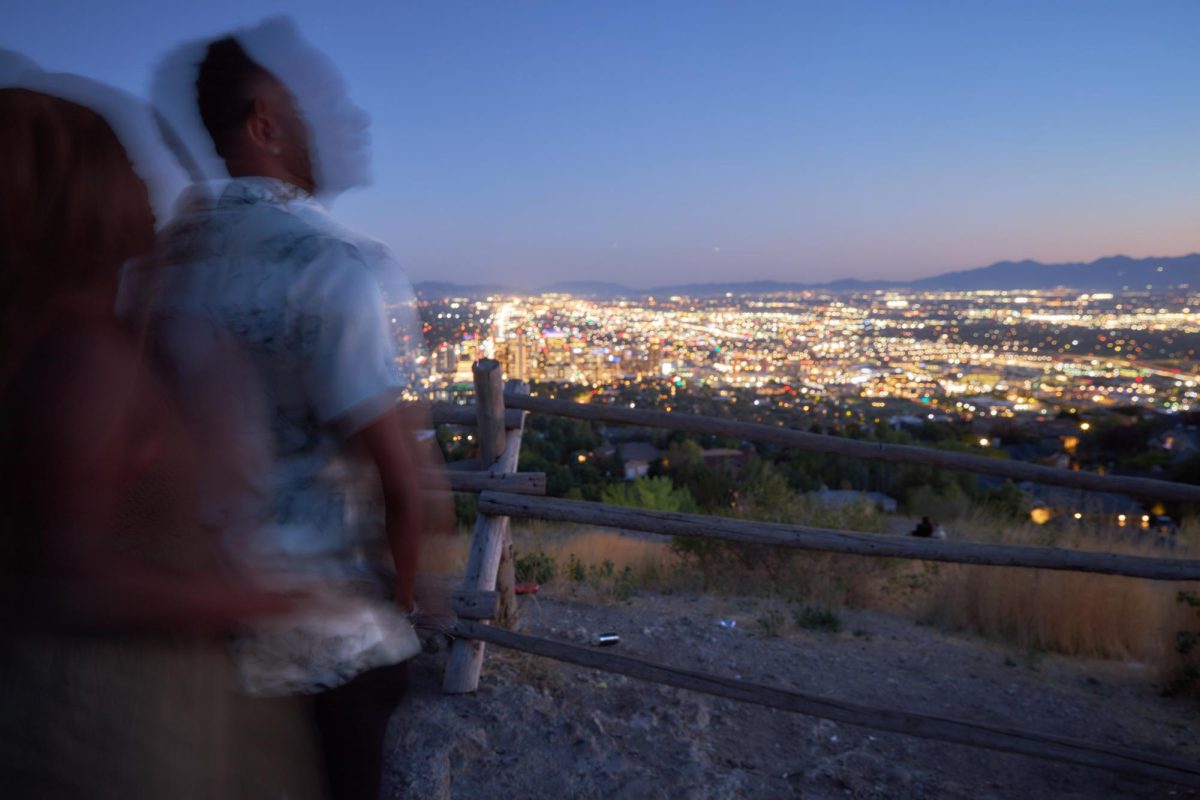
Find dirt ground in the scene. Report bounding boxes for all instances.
[384,591,1200,799]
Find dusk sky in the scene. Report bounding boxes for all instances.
[6,1,1200,289]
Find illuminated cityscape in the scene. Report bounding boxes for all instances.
[415,289,1200,419]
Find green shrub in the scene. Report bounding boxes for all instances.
[453,493,478,527]
[794,605,842,633]
[558,555,638,601]
[1166,590,1200,697]
[668,495,887,596]
[904,483,972,521]
[757,607,788,638]
[613,565,637,601]
[586,559,616,588]
[564,553,586,583]
[514,551,557,585]
[602,476,697,513]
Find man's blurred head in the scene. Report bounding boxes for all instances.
[195,37,315,194]
[153,17,372,203]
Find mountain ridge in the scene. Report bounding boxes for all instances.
[415,252,1200,298]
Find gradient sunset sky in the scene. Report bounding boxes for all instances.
[6,0,1200,288]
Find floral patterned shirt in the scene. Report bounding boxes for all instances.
[120,177,423,591]
[120,177,431,692]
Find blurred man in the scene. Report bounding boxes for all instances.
[122,19,447,799]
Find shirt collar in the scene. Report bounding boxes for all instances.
[220,176,318,210]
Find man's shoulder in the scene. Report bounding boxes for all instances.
[159,199,364,272]
[285,201,397,269]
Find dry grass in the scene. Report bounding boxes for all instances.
[510,521,679,605]
[919,510,1200,692]
[924,560,1172,659]
[523,525,675,579]
[490,647,566,693]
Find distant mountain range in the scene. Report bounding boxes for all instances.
[414,253,1200,299]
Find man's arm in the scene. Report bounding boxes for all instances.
[304,248,453,610]
[359,407,425,611]
[398,402,457,622]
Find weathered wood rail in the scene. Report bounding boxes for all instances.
[433,471,544,495]
[502,393,1200,505]
[431,403,524,430]
[479,491,1200,582]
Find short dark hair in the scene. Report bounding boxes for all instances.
[195,36,267,159]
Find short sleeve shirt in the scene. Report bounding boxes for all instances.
[120,177,421,586]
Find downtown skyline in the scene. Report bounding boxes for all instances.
[6,0,1200,288]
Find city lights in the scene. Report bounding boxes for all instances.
[414,288,1200,419]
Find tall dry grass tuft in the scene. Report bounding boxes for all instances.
[920,510,1200,682]
[513,521,675,578]
[534,528,673,579]
[425,520,676,577]
[926,562,1171,659]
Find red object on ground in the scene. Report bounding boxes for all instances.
[515,583,540,595]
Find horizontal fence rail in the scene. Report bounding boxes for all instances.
[503,394,1200,505]
[437,470,545,495]
[452,620,1200,789]
[431,403,524,430]
[479,491,1200,582]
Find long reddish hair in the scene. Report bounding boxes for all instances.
[0,88,154,327]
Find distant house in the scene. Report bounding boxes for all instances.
[807,487,898,514]
[593,444,617,461]
[888,415,926,431]
[700,447,748,476]
[618,441,664,480]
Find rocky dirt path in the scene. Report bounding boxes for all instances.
[386,592,1199,799]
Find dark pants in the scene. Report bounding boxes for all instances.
[312,662,409,800]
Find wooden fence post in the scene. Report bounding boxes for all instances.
[493,379,529,629]
[475,360,507,469]
[443,362,525,693]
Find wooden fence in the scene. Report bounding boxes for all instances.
[502,394,1200,505]
[430,365,1200,788]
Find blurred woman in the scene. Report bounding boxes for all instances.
[0,87,322,799]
